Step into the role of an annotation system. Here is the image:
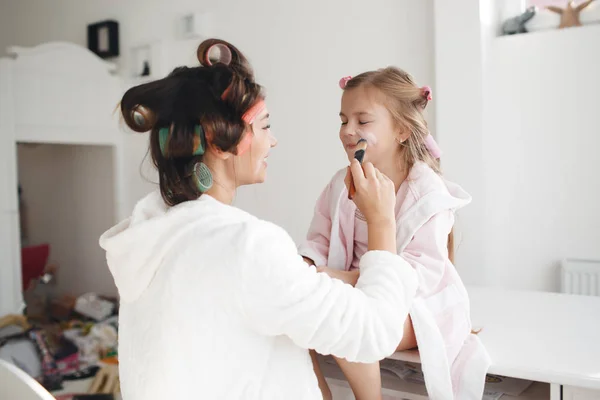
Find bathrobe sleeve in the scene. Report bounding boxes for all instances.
[238,220,418,363]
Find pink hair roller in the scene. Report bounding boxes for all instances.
[205,43,233,66]
[339,76,352,89]
[421,86,433,101]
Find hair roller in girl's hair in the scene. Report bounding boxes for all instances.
[339,76,352,89]
[421,86,433,101]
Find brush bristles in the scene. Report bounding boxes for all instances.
[356,139,368,152]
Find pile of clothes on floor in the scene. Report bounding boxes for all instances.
[0,293,119,397]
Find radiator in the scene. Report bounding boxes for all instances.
[560,259,600,296]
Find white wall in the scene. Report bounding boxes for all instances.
[435,0,600,292]
[3,0,435,246]
[18,144,118,297]
[483,26,600,291]
[433,0,491,285]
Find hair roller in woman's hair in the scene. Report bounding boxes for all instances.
[130,105,156,132]
[202,44,233,66]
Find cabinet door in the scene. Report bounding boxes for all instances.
[563,386,600,400]
[0,58,23,316]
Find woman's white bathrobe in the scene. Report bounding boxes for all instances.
[99,191,418,400]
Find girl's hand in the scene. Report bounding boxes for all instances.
[316,266,359,287]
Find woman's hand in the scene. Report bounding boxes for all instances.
[346,160,397,253]
[317,266,359,287]
[345,160,395,225]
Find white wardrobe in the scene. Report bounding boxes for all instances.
[0,42,152,316]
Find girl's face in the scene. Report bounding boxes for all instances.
[339,86,402,167]
[234,105,277,185]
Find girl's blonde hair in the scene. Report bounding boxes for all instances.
[343,67,455,263]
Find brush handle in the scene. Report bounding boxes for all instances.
[348,149,366,200]
[348,179,357,200]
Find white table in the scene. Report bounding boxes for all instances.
[390,286,600,399]
[323,286,600,399]
[468,286,600,399]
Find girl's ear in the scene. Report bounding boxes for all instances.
[397,126,410,143]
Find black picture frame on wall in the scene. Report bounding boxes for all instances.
[87,20,119,59]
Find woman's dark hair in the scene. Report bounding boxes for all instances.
[120,39,264,206]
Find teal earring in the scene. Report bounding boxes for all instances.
[193,162,213,192]
[192,124,211,192]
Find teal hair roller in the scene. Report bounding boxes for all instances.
[158,125,206,157]
[192,125,206,156]
[159,127,170,156]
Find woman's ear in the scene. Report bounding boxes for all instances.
[206,143,233,161]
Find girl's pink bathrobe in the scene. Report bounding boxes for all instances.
[299,162,491,399]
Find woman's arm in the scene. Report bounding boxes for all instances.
[316,266,359,286]
[238,220,417,363]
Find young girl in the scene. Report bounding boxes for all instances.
[300,68,491,399]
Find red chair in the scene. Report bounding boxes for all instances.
[21,244,50,291]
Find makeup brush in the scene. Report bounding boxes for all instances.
[348,138,368,199]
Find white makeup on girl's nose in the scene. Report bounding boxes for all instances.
[357,130,378,146]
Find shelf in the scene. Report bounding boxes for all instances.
[494,23,600,46]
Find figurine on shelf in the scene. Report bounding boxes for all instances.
[548,0,595,28]
[502,6,538,35]
[141,60,150,77]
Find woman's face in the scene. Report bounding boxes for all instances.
[234,105,277,185]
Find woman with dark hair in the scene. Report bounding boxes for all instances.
[100,39,418,400]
